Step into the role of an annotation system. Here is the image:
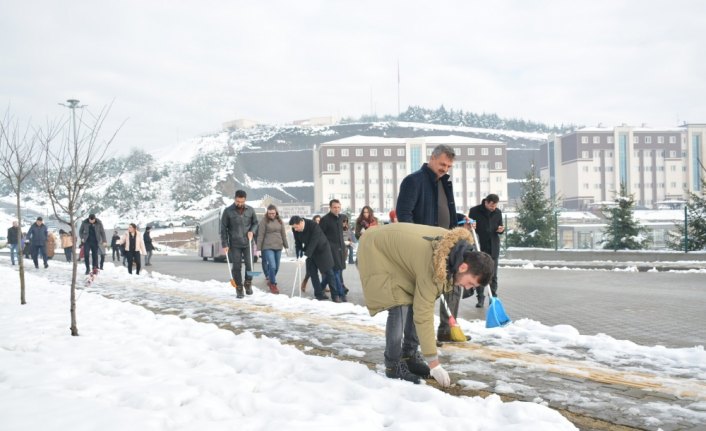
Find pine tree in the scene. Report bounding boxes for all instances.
[667,179,706,251]
[507,164,555,248]
[601,183,649,250]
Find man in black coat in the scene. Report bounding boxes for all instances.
[290,215,336,301]
[468,193,504,307]
[27,217,49,269]
[395,145,467,341]
[220,190,258,298]
[318,199,347,302]
[7,221,20,265]
[79,214,107,275]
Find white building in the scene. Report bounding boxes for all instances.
[313,135,507,215]
[539,125,701,209]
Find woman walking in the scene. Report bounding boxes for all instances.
[256,205,289,294]
[118,223,147,275]
[354,206,379,240]
[59,229,74,262]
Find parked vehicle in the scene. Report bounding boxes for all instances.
[197,208,260,262]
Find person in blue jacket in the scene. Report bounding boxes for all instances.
[27,217,49,269]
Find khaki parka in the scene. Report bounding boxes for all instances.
[357,223,474,362]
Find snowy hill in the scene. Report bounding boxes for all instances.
[0,120,550,226]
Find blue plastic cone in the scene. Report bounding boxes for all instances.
[486,295,511,328]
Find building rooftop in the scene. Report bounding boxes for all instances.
[321,134,503,146]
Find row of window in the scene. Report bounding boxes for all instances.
[580,150,684,159]
[325,161,504,172]
[580,135,678,144]
[324,147,503,158]
[582,182,685,190]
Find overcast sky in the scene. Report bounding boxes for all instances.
[2,1,705,156]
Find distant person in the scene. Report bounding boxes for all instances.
[46,231,56,260]
[59,229,73,262]
[297,214,321,292]
[342,216,355,265]
[468,194,505,307]
[118,223,147,275]
[388,209,398,223]
[394,144,468,343]
[354,205,379,240]
[221,190,258,298]
[79,214,107,275]
[319,199,347,302]
[110,230,121,261]
[7,221,20,265]
[290,215,336,301]
[256,204,288,294]
[357,223,494,386]
[27,217,49,269]
[143,226,154,266]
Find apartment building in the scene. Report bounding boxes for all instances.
[539,125,696,209]
[313,135,507,215]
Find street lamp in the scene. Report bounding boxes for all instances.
[58,99,86,148]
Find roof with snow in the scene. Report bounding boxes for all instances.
[320,134,503,146]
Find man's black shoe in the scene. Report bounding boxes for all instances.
[402,352,430,378]
[315,295,329,301]
[385,361,420,384]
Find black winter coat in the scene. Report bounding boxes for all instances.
[220,204,258,248]
[7,226,19,245]
[143,231,154,251]
[395,163,457,229]
[319,212,346,270]
[27,223,48,247]
[293,219,334,273]
[468,201,503,260]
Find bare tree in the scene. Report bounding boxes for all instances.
[40,99,123,336]
[0,109,54,304]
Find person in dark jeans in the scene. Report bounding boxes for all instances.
[27,217,49,269]
[79,214,107,275]
[7,221,20,265]
[111,231,121,261]
[468,193,505,307]
[220,190,258,298]
[143,226,154,266]
[118,223,146,275]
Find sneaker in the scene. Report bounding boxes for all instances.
[437,332,471,342]
[385,361,420,384]
[402,352,430,378]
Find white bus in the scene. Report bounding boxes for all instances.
[196,207,265,262]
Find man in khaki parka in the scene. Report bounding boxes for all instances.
[357,223,494,386]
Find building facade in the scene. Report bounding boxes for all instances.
[539,125,697,209]
[313,135,507,215]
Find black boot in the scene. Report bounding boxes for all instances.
[244,279,253,295]
[236,286,244,299]
[402,352,430,378]
[385,361,420,384]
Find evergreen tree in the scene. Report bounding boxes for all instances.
[507,163,555,247]
[601,183,649,250]
[667,179,706,251]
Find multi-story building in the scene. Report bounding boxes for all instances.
[540,125,694,209]
[684,124,706,194]
[313,135,507,215]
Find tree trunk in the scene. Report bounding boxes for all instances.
[70,219,79,336]
[16,194,26,305]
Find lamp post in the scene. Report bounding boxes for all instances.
[58,99,86,149]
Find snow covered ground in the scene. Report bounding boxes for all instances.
[0,264,576,431]
[2,258,706,430]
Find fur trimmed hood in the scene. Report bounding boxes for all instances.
[430,227,476,286]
